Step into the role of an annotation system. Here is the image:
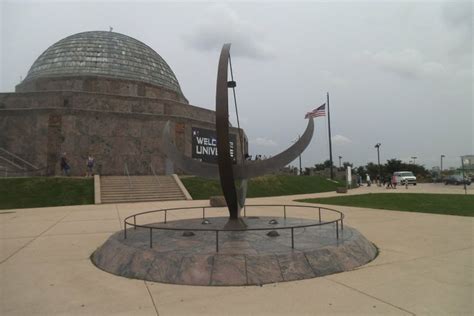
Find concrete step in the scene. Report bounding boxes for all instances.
[102,176,170,180]
[101,197,184,203]
[101,188,182,192]
[102,192,183,196]
[101,185,181,190]
[101,192,184,197]
[100,174,188,204]
[102,193,183,199]
[101,183,176,187]
[101,182,179,186]
[101,182,177,186]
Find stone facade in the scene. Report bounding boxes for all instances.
[0,90,245,176]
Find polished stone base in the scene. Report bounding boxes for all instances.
[91,216,377,286]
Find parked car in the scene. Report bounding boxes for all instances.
[444,175,471,185]
[393,171,417,185]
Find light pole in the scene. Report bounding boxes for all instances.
[440,155,445,174]
[461,156,467,195]
[338,156,342,168]
[411,156,417,164]
[292,135,302,175]
[375,143,381,184]
[298,153,302,176]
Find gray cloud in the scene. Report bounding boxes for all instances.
[321,70,347,86]
[332,135,352,146]
[442,1,472,31]
[361,49,447,79]
[441,1,472,57]
[183,4,274,59]
[250,137,278,147]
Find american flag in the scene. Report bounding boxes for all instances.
[305,103,326,119]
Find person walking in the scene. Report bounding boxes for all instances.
[391,174,397,189]
[60,153,71,176]
[366,174,371,187]
[386,175,393,189]
[86,155,95,177]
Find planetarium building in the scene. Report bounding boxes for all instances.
[0,31,245,176]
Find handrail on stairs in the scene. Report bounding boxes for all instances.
[0,148,39,170]
[150,163,161,186]
[0,166,7,178]
[124,163,132,192]
[0,156,25,171]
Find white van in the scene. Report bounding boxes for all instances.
[393,171,417,185]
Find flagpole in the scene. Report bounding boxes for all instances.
[327,92,334,179]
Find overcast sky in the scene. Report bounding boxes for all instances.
[1,0,472,170]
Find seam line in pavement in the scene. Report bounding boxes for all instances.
[61,218,119,222]
[115,204,123,229]
[327,278,416,315]
[208,255,215,285]
[0,211,72,265]
[360,245,474,269]
[39,230,118,237]
[144,281,160,316]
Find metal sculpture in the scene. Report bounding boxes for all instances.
[162,43,314,228]
[215,43,241,222]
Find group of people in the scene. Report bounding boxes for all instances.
[356,174,408,189]
[60,153,95,177]
[384,175,398,189]
[244,154,269,161]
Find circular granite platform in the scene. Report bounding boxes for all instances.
[91,216,377,286]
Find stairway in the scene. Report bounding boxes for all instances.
[100,175,189,204]
[0,148,42,177]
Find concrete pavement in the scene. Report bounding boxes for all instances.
[1,184,472,315]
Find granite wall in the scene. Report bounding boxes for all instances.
[0,91,245,176]
[15,76,188,103]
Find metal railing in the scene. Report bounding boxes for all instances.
[0,148,43,177]
[123,204,344,252]
[123,163,132,199]
[0,148,39,169]
[150,163,160,186]
[1,167,47,178]
[123,163,132,187]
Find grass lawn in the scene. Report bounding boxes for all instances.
[0,177,94,210]
[181,175,343,200]
[297,193,474,217]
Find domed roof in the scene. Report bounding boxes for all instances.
[24,31,182,93]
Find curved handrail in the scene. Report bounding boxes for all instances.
[123,204,345,251]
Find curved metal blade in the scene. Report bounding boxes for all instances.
[161,121,219,179]
[161,116,314,180]
[233,117,314,179]
[215,43,239,218]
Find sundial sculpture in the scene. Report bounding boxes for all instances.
[163,43,314,228]
[92,44,378,286]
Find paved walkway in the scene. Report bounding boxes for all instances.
[1,184,472,315]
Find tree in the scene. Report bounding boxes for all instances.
[385,159,403,175]
[384,159,430,179]
[314,159,334,171]
[365,162,379,179]
[355,166,366,176]
[342,162,353,169]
